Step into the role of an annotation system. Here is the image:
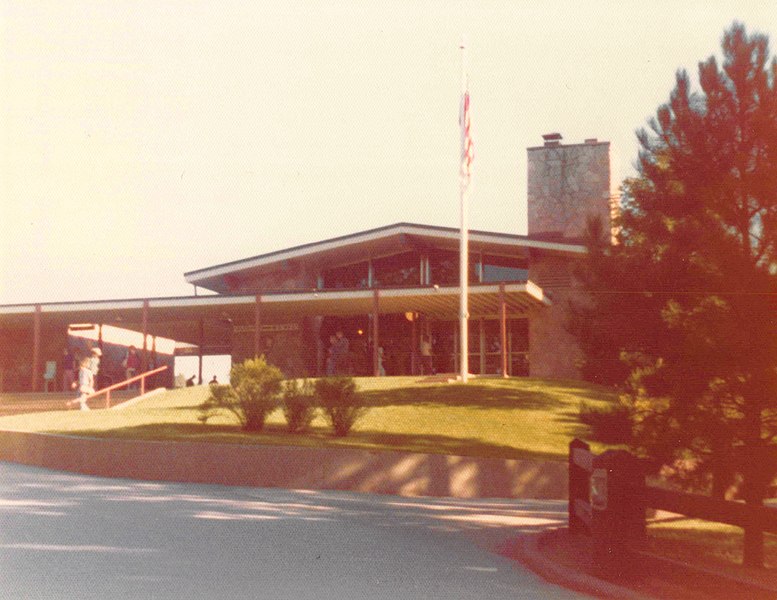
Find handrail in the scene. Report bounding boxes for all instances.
[70,366,168,409]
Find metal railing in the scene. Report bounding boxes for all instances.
[73,366,168,409]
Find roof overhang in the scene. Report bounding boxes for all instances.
[0,282,551,347]
[184,223,585,293]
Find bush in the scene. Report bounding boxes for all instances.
[198,384,238,424]
[198,356,283,432]
[315,377,366,437]
[230,357,284,431]
[282,379,317,433]
[579,399,632,444]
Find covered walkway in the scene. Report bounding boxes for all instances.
[0,281,550,392]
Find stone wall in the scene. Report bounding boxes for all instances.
[528,254,585,380]
[527,139,610,240]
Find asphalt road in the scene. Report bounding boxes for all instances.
[0,462,591,599]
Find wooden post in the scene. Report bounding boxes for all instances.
[569,438,591,536]
[372,289,380,376]
[254,295,262,358]
[591,449,646,567]
[31,305,42,392]
[499,283,508,378]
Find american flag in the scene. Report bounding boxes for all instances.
[459,89,474,185]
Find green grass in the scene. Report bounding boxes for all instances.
[648,518,777,572]
[0,376,618,460]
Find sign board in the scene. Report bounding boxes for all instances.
[233,323,300,334]
[590,468,608,511]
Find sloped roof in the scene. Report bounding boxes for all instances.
[185,222,585,293]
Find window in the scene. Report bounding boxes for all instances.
[322,262,368,289]
[481,254,528,283]
[428,249,479,286]
[372,252,420,287]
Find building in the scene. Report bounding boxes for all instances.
[0,134,613,391]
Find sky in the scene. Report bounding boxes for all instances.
[1,1,775,305]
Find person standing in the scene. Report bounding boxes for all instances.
[67,356,94,411]
[326,334,337,375]
[420,334,434,375]
[61,347,76,392]
[333,330,349,375]
[124,345,141,389]
[88,347,102,389]
[377,345,386,377]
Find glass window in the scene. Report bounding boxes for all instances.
[482,254,528,283]
[322,262,368,289]
[372,252,420,287]
[428,249,479,286]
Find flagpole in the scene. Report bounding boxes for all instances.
[459,36,469,384]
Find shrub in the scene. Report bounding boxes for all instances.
[230,357,284,431]
[198,384,238,424]
[315,377,366,437]
[282,379,317,433]
[198,356,283,432]
[579,399,633,444]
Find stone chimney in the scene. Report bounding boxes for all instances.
[527,133,611,240]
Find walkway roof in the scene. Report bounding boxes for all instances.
[0,282,550,348]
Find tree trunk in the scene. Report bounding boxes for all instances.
[741,403,766,568]
[742,514,764,567]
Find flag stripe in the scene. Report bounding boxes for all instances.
[460,91,474,184]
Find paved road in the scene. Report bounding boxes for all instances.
[0,462,591,599]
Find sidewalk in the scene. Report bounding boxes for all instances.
[507,527,777,600]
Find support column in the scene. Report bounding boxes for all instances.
[254,295,262,358]
[479,318,486,375]
[98,324,104,351]
[453,321,459,374]
[410,316,418,375]
[372,290,380,376]
[31,305,42,392]
[141,300,149,372]
[499,283,508,378]
[198,318,204,384]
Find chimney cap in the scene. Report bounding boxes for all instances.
[542,132,563,141]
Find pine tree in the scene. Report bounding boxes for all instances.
[573,23,777,567]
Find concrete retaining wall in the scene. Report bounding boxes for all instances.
[0,429,568,499]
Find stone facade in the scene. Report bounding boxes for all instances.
[527,136,611,240]
[527,253,585,380]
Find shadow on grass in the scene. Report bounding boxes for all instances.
[46,421,572,462]
[358,381,612,411]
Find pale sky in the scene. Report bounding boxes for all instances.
[2,1,775,304]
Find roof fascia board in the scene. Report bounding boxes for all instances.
[0,281,552,315]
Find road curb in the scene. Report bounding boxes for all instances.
[513,529,656,600]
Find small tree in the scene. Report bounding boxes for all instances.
[315,377,366,437]
[282,378,317,433]
[198,356,283,432]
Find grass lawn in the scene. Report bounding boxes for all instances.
[647,518,777,584]
[0,376,617,460]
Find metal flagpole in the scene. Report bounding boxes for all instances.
[459,36,470,383]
